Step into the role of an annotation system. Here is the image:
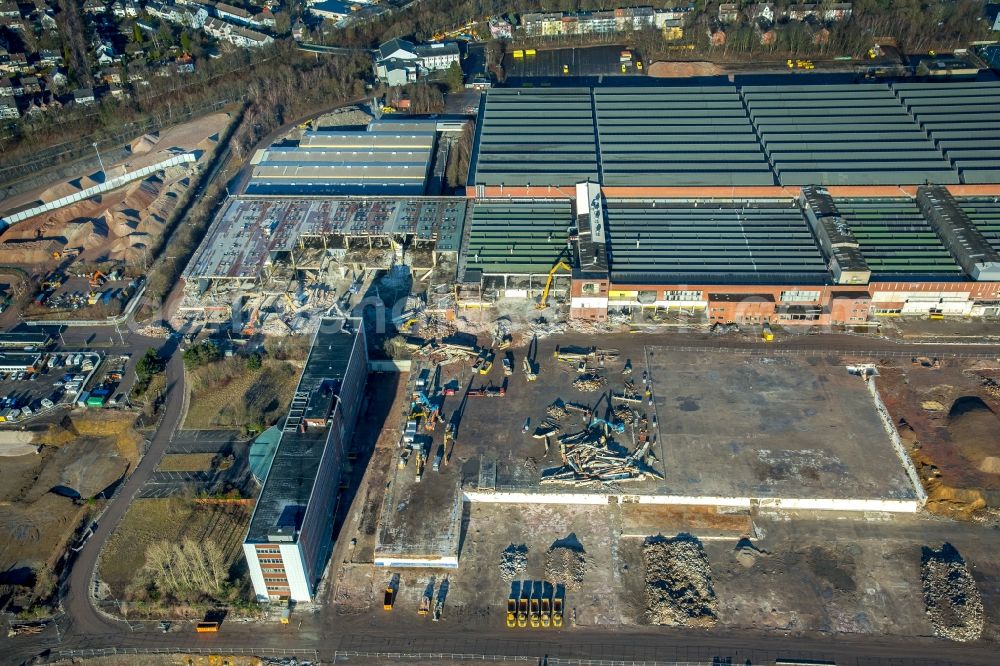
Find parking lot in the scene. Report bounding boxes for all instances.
[504,45,647,79]
[0,350,103,423]
[31,268,140,317]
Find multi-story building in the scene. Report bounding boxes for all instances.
[243,317,368,603]
[375,38,460,86]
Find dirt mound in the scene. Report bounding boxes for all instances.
[544,543,587,589]
[947,396,1000,466]
[643,535,717,626]
[123,177,162,211]
[130,133,159,154]
[499,544,527,582]
[647,61,723,78]
[921,543,983,641]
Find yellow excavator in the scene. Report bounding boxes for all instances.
[536,260,572,310]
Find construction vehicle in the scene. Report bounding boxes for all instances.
[195,621,219,633]
[444,421,455,462]
[620,50,632,62]
[591,416,625,434]
[280,608,291,624]
[89,270,106,287]
[636,60,643,70]
[87,291,99,305]
[541,597,551,627]
[552,597,563,627]
[761,322,774,342]
[525,48,537,56]
[418,593,431,615]
[42,274,63,289]
[621,63,627,73]
[479,350,494,375]
[517,587,529,627]
[523,357,537,381]
[506,597,517,628]
[383,581,396,610]
[503,356,513,376]
[414,445,425,482]
[529,594,541,628]
[562,64,569,74]
[537,260,571,309]
[513,49,524,58]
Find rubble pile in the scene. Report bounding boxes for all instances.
[137,323,170,338]
[613,404,638,425]
[572,374,607,392]
[544,545,587,590]
[921,543,984,642]
[546,402,568,420]
[643,536,718,627]
[541,429,660,485]
[499,544,528,582]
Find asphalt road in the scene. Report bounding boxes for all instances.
[8,331,1000,664]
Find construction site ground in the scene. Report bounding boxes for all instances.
[874,356,1000,518]
[338,501,1000,640]
[0,412,136,609]
[381,335,915,503]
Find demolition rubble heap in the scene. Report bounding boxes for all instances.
[921,543,984,642]
[643,536,719,627]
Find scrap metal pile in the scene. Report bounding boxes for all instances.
[540,414,661,485]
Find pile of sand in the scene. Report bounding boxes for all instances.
[948,396,1000,470]
[647,61,723,78]
[130,133,159,154]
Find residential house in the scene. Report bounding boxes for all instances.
[0,77,13,97]
[72,87,95,105]
[0,52,29,74]
[38,49,63,67]
[95,42,116,66]
[748,3,775,25]
[786,3,852,22]
[718,3,738,23]
[255,6,275,27]
[823,3,852,21]
[654,6,692,24]
[124,0,140,16]
[203,17,273,47]
[109,83,125,98]
[986,5,1000,31]
[660,19,684,40]
[0,1,20,18]
[488,17,512,39]
[39,12,56,29]
[0,94,18,119]
[0,16,27,31]
[214,2,258,27]
[19,76,40,94]
[46,69,67,90]
[101,66,122,84]
[376,59,417,86]
[614,6,654,31]
[110,1,125,16]
[520,12,563,37]
[291,19,305,39]
[82,0,104,14]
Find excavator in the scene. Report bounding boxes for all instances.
[536,260,572,310]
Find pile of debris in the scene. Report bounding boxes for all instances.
[541,428,660,485]
[546,402,568,420]
[613,404,638,425]
[545,544,587,590]
[921,543,983,641]
[500,544,528,582]
[710,322,739,335]
[530,319,566,339]
[643,536,718,627]
[572,374,607,392]
[137,323,170,338]
[980,375,1000,400]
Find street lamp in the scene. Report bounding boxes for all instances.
[93,142,106,181]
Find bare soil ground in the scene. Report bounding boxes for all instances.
[875,358,1000,519]
[0,412,136,611]
[647,61,723,77]
[98,498,250,599]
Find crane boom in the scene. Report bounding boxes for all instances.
[536,260,572,309]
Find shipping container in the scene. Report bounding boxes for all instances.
[76,391,90,407]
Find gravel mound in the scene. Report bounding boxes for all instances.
[499,544,527,582]
[921,543,983,641]
[643,536,718,627]
[544,545,587,589]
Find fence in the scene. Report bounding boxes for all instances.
[1,153,195,225]
[56,646,320,659]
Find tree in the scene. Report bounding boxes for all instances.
[136,348,165,382]
[245,351,262,370]
[444,61,464,93]
[182,340,221,369]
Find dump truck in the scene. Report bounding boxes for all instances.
[383,585,396,610]
[530,595,541,628]
[502,356,513,376]
[525,48,536,56]
[513,50,524,58]
[195,621,219,633]
[479,350,494,375]
[507,597,517,627]
[517,589,529,628]
[552,597,563,627]
[541,597,551,628]
[762,322,774,342]
[523,357,537,381]
[418,593,431,615]
[280,608,290,624]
